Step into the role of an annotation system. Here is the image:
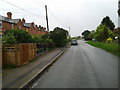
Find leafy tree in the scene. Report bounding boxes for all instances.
[88,30,95,39]
[2,33,17,44]
[4,29,33,43]
[45,39,55,48]
[101,16,115,30]
[49,27,68,47]
[82,30,91,39]
[32,36,42,43]
[41,33,49,40]
[94,24,115,42]
[118,1,120,16]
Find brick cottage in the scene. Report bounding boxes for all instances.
[0,12,48,36]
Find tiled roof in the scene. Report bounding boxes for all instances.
[24,23,31,27]
[0,15,19,24]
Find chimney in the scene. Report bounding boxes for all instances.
[7,12,12,19]
[31,22,34,25]
[22,18,25,23]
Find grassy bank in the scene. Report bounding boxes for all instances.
[86,41,120,57]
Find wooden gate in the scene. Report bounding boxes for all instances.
[22,44,29,64]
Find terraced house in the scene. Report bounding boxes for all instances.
[0,12,48,36]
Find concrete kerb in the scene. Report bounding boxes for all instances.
[19,46,69,89]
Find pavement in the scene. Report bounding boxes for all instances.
[2,45,69,88]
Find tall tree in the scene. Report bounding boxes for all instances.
[118,1,120,16]
[49,27,68,47]
[82,30,91,39]
[101,16,115,30]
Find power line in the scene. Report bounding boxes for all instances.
[48,8,68,29]
[1,0,45,18]
[30,0,69,29]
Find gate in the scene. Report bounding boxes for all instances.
[22,44,29,64]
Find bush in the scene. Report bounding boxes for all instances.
[2,33,17,44]
[86,41,120,57]
[32,36,42,43]
[45,39,55,48]
[49,27,68,47]
[4,29,33,43]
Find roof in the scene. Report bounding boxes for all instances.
[24,23,31,27]
[0,15,20,24]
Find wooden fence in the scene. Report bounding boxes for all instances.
[2,43,36,67]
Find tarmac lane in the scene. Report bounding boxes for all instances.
[32,40,118,88]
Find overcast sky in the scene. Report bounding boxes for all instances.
[0,0,118,36]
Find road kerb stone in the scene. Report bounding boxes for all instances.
[19,47,67,89]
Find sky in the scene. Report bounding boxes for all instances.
[0,0,118,37]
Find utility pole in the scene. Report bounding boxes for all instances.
[45,5,49,32]
[69,27,71,38]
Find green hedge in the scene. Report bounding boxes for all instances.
[86,41,120,57]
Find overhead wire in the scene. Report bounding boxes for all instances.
[1,0,46,25]
[1,0,69,30]
[1,0,45,18]
[30,0,69,30]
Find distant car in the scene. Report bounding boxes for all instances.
[71,39,78,45]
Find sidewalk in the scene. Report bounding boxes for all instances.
[2,47,66,88]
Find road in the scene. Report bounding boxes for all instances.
[32,40,118,88]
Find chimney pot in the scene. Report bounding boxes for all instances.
[22,18,25,23]
[7,12,12,19]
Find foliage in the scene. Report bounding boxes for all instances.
[88,30,95,39]
[2,33,17,44]
[49,27,68,47]
[86,41,120,57]
[45,39,55,48]
[107,37,113,43]
[94,24,115,42]
[118,1,120,16]
[118,9,120,16]
[32,36,42,43]
[82,30,91,39]
[101,16,115,30]
[41,33,49,40]
[4,29,33,43]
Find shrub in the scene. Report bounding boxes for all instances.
[32,36,42,43]
[4,29,33,43]
[2,33,17,44]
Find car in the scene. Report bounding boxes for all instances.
[71,39,78,45]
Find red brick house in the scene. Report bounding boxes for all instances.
[0,12,48,36]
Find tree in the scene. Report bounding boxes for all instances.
[118,1,120,16]
[4,29,33,43]
[49,27,68,47]
[2,33,17,44]
[82,30,91,40]
[88,30,95,39]
[101,16,115,30]
[94,24,115,42]
[41,33,49,40]
[32,36,42,43]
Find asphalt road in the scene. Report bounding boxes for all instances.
[32,40,118,88]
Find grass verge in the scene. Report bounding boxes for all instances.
[86,41,120,57]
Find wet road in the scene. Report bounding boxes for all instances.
[32,40,118,88]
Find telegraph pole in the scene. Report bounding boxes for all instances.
[45,5,49,32]
[69,27,71,38]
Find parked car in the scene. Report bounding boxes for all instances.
[71,39,78,45]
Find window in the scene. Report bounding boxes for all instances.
[11,24,14,29]
[19,25,21,29]
[26,28,28,32]
[0,23,2,29]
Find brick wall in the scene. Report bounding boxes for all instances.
[2,21,12,32]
